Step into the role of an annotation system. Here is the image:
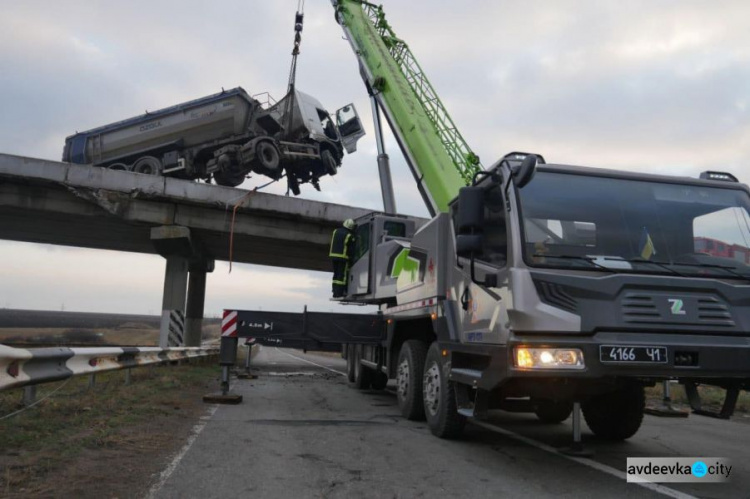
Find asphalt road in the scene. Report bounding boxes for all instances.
[152,347,748,499]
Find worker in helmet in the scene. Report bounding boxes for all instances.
[329,219,356,298]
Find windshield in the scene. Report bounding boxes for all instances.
[518,171,750,280]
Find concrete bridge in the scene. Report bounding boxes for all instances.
[0,153,373,347]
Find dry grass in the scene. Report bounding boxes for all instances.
[0,362,220,497]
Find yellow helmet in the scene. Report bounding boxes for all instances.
[343,219,355,230]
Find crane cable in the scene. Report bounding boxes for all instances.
[283,1,305,138]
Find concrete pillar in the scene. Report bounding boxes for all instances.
[159,255,188,348]
[151,226,197,349]
[184,267,207,347]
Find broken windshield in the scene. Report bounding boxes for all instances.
[517,171,750,280]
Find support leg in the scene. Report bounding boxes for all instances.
[560,402,593,457]
[203,335,243,404]
[645,380,689,417]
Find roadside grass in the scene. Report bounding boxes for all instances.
[0,362,220,496]
[645,383,750,413]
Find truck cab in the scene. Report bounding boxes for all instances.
[338,153,750,438]
[262,90,366,193]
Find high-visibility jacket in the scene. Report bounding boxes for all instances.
[329,227,353,260]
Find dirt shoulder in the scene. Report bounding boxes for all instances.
[0,363,220,498]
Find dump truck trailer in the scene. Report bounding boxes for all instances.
[63,87,365,193]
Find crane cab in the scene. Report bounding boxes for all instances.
[343,213,422,304]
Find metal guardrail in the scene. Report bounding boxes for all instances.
[0,343,219,392]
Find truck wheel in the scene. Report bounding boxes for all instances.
[256,141,280,172]
[213,169,245,187]
[321,149,338,176]
[396,340,427,421]
[132,156,162,175]
[353,345,371,390]
[533,399,573,423]
[370,371,388,390]
[108,163,128,171]
[423,342,466,438]
[582,385,645,441]
[345,344,356,383]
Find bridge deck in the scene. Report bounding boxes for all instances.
[0,154,376,271]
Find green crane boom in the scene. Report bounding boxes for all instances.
[333,0,482,214]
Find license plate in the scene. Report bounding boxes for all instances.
[600,345,668,364]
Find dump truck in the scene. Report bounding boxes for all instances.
[219,0,750,443]
[62,87,365,194]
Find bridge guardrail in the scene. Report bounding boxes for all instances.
[0,343,218,392]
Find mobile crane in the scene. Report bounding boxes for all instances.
[224,0,750,444]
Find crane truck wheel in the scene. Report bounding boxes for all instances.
[256,141,280,172]
[353,345,372,390]
[396,340,428,421]
[533,399,573,424]
[321,149,338,176]
[345,344,356,383]
[582,384,645,441]
[132,156,162,175]
[107,163,129,171]
[423,342,466,439]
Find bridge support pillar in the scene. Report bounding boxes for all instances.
[152,226,212,348]
[185,259,214,347]
[159,255,189,348]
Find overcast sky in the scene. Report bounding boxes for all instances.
[1,0,748,315]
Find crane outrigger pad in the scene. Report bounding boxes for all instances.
[233,308,384,352]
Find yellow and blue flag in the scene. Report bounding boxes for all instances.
[639,226,656,260]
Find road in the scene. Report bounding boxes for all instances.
[152,347,748,499]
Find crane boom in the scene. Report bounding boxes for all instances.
[333,0,481,215]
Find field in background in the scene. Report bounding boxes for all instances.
[0,308,221,347]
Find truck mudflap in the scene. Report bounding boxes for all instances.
[232,307,385,352]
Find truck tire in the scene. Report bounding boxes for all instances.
[345,344,356,383]
[423,342,466,438]
[256,141,280,172]
[213,169,246,187]
[108,163,128,171]
[132,156,162,175]
[353,345,371,390]
[582,385,645,441]
[370,371,388,390]
[321,149,338,176]
[396,340,427,421]
[533,399,573,424]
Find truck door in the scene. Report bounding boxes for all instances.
[335,104,366,153]
[349,221,371,295]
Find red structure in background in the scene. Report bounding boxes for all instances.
[694,237,750,264]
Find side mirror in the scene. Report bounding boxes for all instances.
[511,154,537,188]
[457,186,484,234]
[456,234,483,258]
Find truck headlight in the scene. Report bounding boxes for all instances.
[514,347,585,370]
